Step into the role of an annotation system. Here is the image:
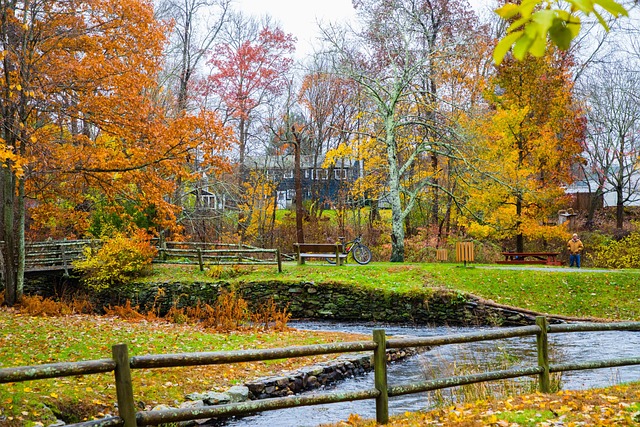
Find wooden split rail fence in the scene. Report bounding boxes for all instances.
[2,317,640,426]
[0,240,282,275]
[155,241,282,272]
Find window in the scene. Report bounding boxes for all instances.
[270,170,281,180]
[283,170,293,179]
[202,194,215,208]
[334,169,348,180]
[312,169,328,180]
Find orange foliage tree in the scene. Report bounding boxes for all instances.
[0,0,229,305]
[460,51,585,251]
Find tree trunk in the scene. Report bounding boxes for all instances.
[516,194,524,252]
[2,167,17,306]
[236,117,248,237]
[388,153,404,262]
[586,183,605,229]
[616,186,624,229]
[369,199,380,231]
[430,153,439,227]
[390,201,405,262]
[16,176,25,301]
[384,112,405,262]
[292,127,304,244]
[269,189,278,247]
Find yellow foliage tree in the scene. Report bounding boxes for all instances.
[460,51,584,251]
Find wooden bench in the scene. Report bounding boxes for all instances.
[497,252,562,266]
[294,243,346,266]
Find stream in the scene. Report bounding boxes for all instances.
[217,320,640,427]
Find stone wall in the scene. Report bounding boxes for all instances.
[22,276,561,326]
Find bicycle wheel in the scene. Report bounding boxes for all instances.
[352,244,372,265]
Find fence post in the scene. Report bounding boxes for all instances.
[160,238,167,261]
[276,249,282,273]
[373,329,389,424]
[536,316,550,393]
[197,248,204,272]
[112,344,137,427]
[60,241,69,277]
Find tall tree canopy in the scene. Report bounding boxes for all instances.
[1,0,229,305]
[205,15,295,175]
[323,0,489,261]
[461,50,585,251]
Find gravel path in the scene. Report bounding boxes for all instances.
[477,265,635,273]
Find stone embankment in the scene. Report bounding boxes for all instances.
[149,347,418,426]
[79,280,567,327]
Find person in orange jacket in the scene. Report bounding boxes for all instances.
[567,233,584,268]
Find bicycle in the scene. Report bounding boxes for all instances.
[327,235,372,265]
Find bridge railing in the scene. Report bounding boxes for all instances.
[1,316,640,426]
[0,239,101,275]
[24,240,101,274]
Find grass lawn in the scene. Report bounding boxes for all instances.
[322,382,640,426]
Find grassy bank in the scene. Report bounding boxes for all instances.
[0,309,366,426]
[150,262,640,321]
[4,261,639,425]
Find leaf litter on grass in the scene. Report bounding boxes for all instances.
[324,382,640,426]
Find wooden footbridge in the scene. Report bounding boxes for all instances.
[0,239,283,276]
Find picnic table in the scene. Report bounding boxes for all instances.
[497,252,562,266]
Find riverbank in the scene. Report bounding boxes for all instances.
[0,309,369,427]
[7,262,640,425]
[321,382,640,426]
[22,263,640,322]
[142,263,640,321]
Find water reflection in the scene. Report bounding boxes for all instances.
[216,320,640,427]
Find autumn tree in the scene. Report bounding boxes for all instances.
[461,50,584,251]
[578,60,640,229]
[323,0,488,261]
[1,0,229,305]
[205,13,295,184]
[493,0,628,63]
[156,0,231,113]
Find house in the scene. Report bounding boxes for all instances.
[185,185,231,211]
[244,155,361,209]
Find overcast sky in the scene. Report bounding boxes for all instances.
[233,0,496,57]
[233,0,358,57]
